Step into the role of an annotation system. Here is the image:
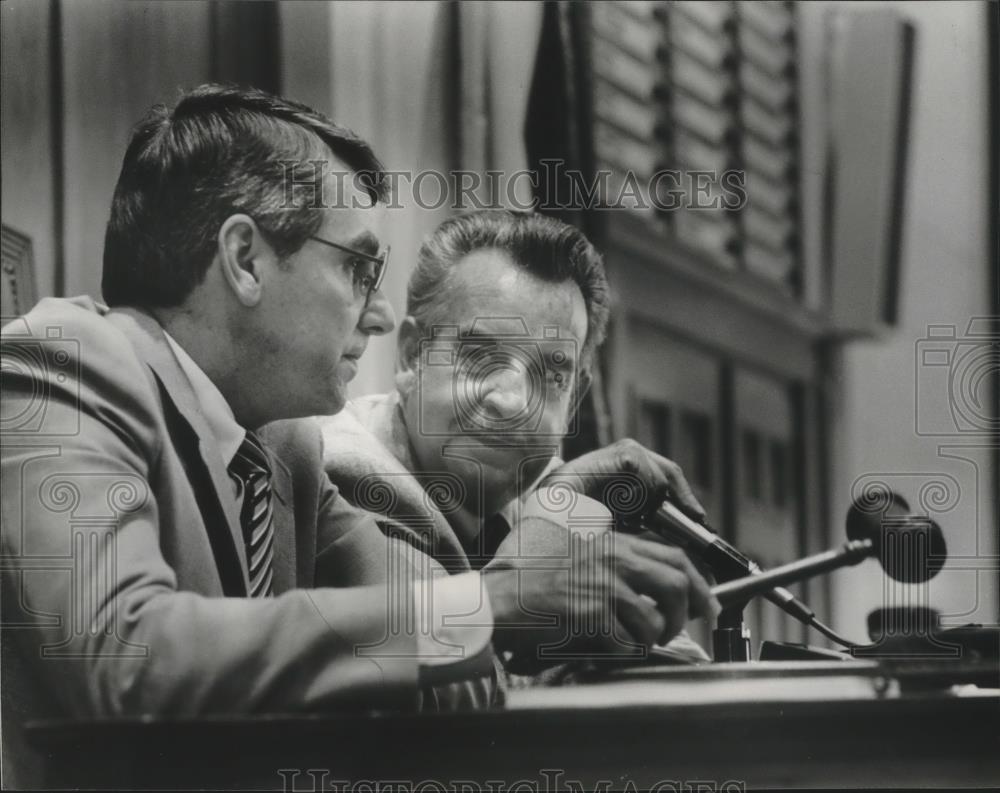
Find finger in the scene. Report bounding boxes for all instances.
[618,556,690,643]
[636,530,719,585]
[604,472,662,523]
[645,450,707,521]
[610,581,666,651]
[638,593,668,643]
[573,572,652,657]
[611,443,669,519]
[630,447,671,512]
[620,536,721,621]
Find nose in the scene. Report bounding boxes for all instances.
[358,288,396,336]
[478,361,532,421]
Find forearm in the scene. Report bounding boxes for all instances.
[77,587,419,717]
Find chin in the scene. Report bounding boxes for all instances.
[453,448,524,497]
[309,382,346,419]
[324,393,348,417]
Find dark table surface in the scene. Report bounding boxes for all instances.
[25,661,1000,790]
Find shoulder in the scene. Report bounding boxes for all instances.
[1,296,163,453]
[317,392,402,462]
[2,296,149,381]
[317,401,375,458]
[4,296,106,343]
[318,392,398,437]
[344,392,399,427]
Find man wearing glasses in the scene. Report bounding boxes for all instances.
[1,84,716,787]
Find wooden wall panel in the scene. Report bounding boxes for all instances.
[1,0,56,301]
[60,0,212,298]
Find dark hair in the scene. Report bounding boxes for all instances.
[408,210,610,366]
[102,83,387,307]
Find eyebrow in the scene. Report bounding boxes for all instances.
[459,319,532,337]
[461,325,493,338]
[343,230,381,256]
[456,326,579,367]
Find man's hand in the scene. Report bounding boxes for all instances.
[484,532,720,668]
[541,439,706,526]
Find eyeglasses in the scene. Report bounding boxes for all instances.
[309,235,390,306]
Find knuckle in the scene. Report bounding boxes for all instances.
[662,567,689,597]
[615,438,642,467]
[659,545,687,565]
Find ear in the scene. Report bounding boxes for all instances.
[217,214,272,307]
[396,316,422,374]
[393,316,422,395]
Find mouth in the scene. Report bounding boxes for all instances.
[339,350,364,381]
[453,433,543,448]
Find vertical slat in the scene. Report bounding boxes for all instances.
[209,1,281,95]
[0,0,57,301]
[50,0,64,298]
[827,9,913,335]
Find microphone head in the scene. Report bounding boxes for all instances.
[846,490,947,583]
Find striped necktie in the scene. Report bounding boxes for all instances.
[228,431,275,597]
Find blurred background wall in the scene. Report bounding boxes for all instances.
[2,0,996,649]
[798,0,997,646]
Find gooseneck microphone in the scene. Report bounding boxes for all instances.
[650,501,816,623]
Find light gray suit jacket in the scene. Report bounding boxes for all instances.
[1,298,485,787]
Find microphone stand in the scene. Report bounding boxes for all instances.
[713,607,752,663]
[651,503,766,662]
[700,540,754,663]
[649,502,858,661]
[712,539,876,609]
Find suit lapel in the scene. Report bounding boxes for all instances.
[105,308,250,595]
[266,451,296,593]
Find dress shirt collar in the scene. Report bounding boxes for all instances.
[162,329,246,467]
[498,455,562,526]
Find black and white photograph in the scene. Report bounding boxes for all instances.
[1,1,997,789]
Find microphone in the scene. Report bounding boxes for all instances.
[650,501,815,622]
[845,491,947,582]
[712,492,947,608]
